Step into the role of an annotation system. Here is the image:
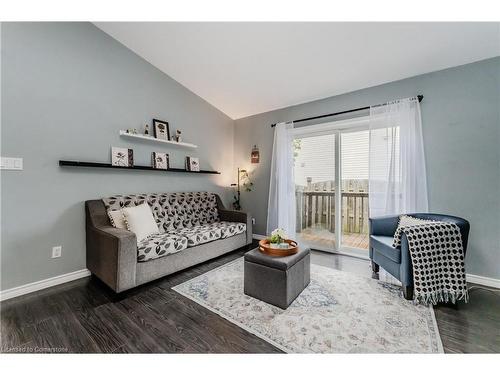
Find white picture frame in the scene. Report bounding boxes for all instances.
[188,157,200,172]
[151,152,169,170]
[111,147,133,167]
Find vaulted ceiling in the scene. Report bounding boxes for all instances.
[95,22,500,119]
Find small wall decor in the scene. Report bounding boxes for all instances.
[126,128,138,134]
[186,156,200,172]
[151,152,169,170]
[175,129,182,142]
[144,124,150,136]
[153,119,170,141]
[251,145,260,164]
[111,147,134,167]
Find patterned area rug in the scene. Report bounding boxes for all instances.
[172,258,443,353]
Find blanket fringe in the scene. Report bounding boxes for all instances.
[415,289,469,305]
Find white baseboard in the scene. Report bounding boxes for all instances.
[466,273,500,288]
[0,269,91,302]
[1,261,497,303]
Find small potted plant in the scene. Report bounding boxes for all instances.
[269,228,288,249]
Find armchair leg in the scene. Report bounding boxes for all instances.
[403,285,414,300]
[371,261,379,274]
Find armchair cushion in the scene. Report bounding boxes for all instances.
[137,232,188,262]
[370,235,401,263]
[369,215,400,237]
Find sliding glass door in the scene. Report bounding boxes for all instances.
[293,119,369,254]
[340,130,370,251]
[294,132,337,250]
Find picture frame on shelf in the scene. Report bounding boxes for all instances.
[186,156,200,172]
[153,118,170,141]
[151,152,169,170]
[111,147,133,167]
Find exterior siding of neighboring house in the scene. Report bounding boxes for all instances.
[294,128,399,187]
[294,131,370,187]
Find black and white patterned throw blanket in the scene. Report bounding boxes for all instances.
[393,218,468,305]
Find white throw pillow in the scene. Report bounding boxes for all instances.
[107,209,127,230]
[122,203,159,243]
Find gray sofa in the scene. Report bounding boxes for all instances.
[85,192,252,292]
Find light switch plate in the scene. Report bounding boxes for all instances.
[0,157,23,170]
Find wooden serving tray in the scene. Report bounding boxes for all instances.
[258,239,299,256]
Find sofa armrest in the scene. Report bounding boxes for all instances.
[219,209,246,223]
[86,225,137,292]
[369,215,400,237]
[219,209,253,245]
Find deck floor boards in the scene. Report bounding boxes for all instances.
[298,229,369,250]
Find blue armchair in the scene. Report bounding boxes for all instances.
[369,213,470,300]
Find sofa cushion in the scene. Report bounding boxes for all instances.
[161,192,219,231]
[173,224,222,247]
[137,232,188,262]
[102,192,219,232]
[208,221,246,239]
[370,235,401,263]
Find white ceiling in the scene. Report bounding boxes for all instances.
[95,22,500,119]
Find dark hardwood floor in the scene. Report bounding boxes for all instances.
[1,241,499,353]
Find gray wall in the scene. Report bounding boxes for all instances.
[234,57,500,279]
[1,23,235,290]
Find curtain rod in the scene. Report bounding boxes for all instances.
[270,95,423,128]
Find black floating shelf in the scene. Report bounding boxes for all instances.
[59,160,220,174]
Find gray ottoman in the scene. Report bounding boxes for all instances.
[244,247,310,309]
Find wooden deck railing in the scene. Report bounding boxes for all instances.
[296,190,369,234]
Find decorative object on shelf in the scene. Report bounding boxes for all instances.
[153,118,170,141]
[111,147,133,167]
[251,145,260,164]
[151,152,169,170]
[144,124,150,135]
[126,128,138,134]
[230,168,253,210]
[258,238,298,256]
[175,129,182,142]
[186,156,200,172]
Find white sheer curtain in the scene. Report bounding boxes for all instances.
[369,97,428,217]
[267,122,296,237]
